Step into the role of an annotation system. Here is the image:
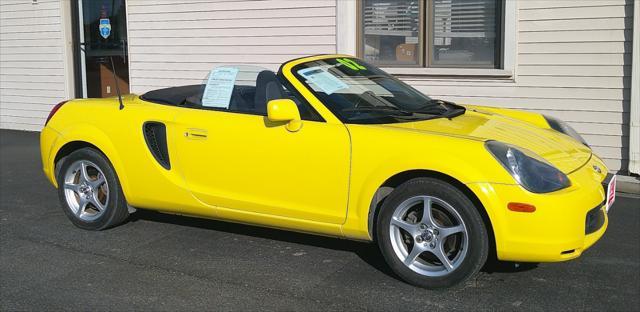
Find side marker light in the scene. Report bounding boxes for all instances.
[508,202,536,213]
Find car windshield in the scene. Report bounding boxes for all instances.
[291,57,463,124]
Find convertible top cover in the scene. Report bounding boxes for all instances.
[141,84,203,106]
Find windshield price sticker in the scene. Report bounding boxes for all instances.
[202,67,239,108]
[298,66,348,95]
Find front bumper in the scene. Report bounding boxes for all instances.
[468,154,609,262]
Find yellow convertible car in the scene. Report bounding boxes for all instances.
[40,54,615,289]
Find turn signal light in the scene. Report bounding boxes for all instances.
[508,202,536,213]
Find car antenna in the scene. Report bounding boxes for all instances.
[108,56,124,110]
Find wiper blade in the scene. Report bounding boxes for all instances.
[414,99,452,111]
[412,99,466,119]
[440,106,466,119]
[342,106,413,116]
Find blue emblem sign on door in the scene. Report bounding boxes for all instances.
[99,18,111,39]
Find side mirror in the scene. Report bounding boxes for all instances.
[267,99,302,132]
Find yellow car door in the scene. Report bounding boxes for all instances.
[174,108,351,225]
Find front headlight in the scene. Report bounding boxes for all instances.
[543,115,589,147]
[485,141,571,193]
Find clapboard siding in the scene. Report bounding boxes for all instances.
[0,0,68,131]
[131,36,336,46]
[1,74,65,83]
[518,65,631,77]
[0,8,60,19]
[129,26,335,38]
[130,61,283,72]
[520,0,631,171]
[519,17,631,31]
[130,45,336,55]
[127,0,335,14]
[129,17,336,30]
[403,0,633,171]
[1,95,62,106]
[519,42,632,54]
[0,38,63,47]
[409,85,628,101]
[402,77,630,90]
[519,0,627,9]
[127,0,337,94]
[519,4,632,20]
[130,6,335,21]
[519,29,631,43]
[0,15,59,26]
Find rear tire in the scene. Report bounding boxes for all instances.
[376,177,488,289]
[56,147,129,230]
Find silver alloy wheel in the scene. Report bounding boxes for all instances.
[63,160,109,221]
[389,196,468,277]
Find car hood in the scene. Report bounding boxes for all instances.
[378,110,591,174]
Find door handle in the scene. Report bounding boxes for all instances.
[185,128,207,139]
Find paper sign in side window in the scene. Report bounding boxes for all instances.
[202,67,239,108]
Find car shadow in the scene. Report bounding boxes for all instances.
[128,209,398,279]
[129,209,538,279]
[482,258,539,273]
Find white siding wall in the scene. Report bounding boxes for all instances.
[0,0,70,131]
[127,0,337,93]
[403,0,633,172]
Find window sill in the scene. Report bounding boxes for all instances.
[381,67,513,78]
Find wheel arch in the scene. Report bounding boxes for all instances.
[49,126,131,200]
[367,169,497,259]
[54,141,103,176]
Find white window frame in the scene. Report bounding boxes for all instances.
[337,0,516,78]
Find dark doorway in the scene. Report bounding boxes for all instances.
[72,0,129,98]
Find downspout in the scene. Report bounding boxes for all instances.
[630,0,640,174]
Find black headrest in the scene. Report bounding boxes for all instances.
[254,70,284,114]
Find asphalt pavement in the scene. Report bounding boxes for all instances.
[1,129,639,311]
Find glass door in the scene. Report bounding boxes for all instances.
[75,0,129,98]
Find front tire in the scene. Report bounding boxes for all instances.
[56,147,129,230]
[376,177,488,289]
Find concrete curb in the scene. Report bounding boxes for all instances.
[617,175,640,194]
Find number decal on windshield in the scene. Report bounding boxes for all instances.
[337,58,366,71]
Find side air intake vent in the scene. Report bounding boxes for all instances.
[143,122,171,170]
